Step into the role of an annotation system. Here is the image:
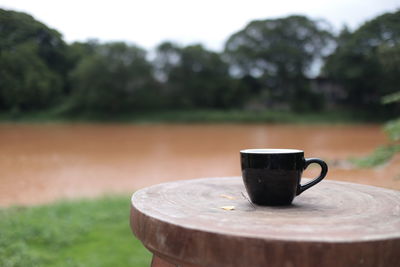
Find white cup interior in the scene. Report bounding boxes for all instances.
[240,148,303,154]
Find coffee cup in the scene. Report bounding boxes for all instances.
[241,149,328,206]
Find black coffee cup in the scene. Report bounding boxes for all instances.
[241,149,328,206]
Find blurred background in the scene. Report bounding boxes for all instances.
[0,1,399,266]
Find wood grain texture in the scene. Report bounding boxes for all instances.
[130,177,400,267]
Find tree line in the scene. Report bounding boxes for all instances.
[0,8,399,116]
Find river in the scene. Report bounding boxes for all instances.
[0,123,398,206]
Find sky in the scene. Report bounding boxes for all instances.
[1,0,399,51]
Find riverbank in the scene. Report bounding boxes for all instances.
[0,109,389,124]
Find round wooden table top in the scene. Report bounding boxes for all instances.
[130,177,400,267]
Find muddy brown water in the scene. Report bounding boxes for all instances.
[0,123,399,207]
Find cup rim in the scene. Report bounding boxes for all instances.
[240,148,303,154]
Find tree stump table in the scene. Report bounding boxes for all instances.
[130,177,400,267]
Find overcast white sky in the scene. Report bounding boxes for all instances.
[1,0,399,51]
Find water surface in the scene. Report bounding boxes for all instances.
[0,124,398,206]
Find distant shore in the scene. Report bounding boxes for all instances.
[0,109,390,124]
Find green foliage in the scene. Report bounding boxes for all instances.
[352,89,400,168]
[385,118,400,141]
[382,92,400,104]
[66,41,98,68]
[0,9,67,66]
[0,42,62,111]
[0,108,382,124]
[0,7,399,118]
[69,42,160,112]
[350,144,400,168]
[224,15,333,111]
[155,42,249,109]
[0,196,151,267]
[383,90,400,142]
[323,10,400,112]
[0,8,67,111]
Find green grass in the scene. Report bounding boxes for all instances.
[0,196,152,267]
[0,108,388,124]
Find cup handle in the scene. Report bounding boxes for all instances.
[297,158,328,195]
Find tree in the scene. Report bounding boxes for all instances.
[0,42,62,111]
[69,42,159,112]
[224,15,333,111]
[323,10,400,113]
[154,42,248,109]
[0,8,67,111]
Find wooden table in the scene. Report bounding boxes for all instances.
[130,177,400,267]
